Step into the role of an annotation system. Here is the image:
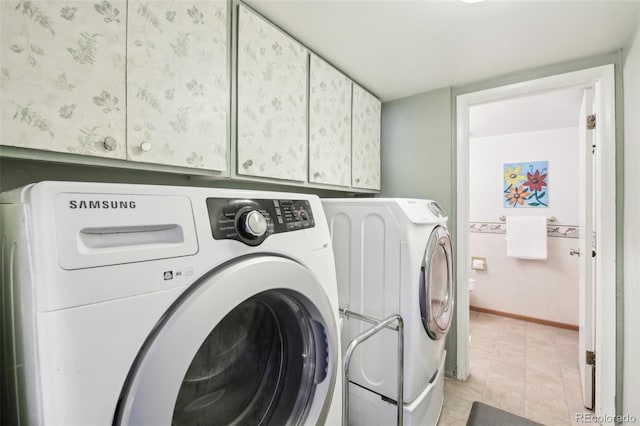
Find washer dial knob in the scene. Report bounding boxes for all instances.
[240,210,268,238]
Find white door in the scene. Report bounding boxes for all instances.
[113,256,338,425]
[577,87,596,410]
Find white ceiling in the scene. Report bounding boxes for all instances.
[245,0,640,102]
[469,86,585,138]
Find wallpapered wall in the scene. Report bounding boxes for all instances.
[469,126,580,325]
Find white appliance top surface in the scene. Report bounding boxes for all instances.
[323,197,447,224]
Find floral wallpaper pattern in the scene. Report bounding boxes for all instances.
[2,0,379,187]
[351,84,381,190]
[1,0,127,158]
[1,0,227,170]
[236,4,308,181]
[126,1,228,171]
[308,55,351,186]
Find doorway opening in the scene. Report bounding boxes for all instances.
[461,85,590,424]
[455,65,616,420]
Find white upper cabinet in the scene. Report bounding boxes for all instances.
[236,4,308,181]
[1,0,228,171]
[1,0,380,190]
[308,55,352,187]
[126,1,228,171]
[1,0,127,158]
[351,84,381,190]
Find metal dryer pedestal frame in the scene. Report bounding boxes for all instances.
[340,309,405,426]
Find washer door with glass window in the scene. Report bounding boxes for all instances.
[419,225,454,340]
[113,256,338,426]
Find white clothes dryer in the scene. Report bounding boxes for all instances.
[0,181,342,426]
[322,198,454,426]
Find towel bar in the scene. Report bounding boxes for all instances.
[499,215,556,222]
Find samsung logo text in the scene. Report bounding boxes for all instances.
[69,200,137,209]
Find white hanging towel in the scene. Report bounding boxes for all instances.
[505,216,548,259]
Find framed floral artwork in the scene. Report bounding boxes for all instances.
[503,161,548,207]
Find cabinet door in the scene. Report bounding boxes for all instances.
[236,5,307,181]
[127,1,228,171]
[308,55,351,187]
[351,84,381,190]
[1,0,126,158]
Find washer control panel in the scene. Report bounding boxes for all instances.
[206,198,315,246]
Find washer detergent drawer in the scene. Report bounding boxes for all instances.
[54,193,198,269]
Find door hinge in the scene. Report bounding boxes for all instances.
[587,114,596,130]
[586,350,596,365]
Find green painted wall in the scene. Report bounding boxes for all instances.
[380,86,454,212]
[622,14,639,422]
[0,157,353,198]
[378,87,458,376]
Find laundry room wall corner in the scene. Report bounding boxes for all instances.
[379,87,457,378]
[379,87,453,214]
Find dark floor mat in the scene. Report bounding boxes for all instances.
[466,401,545,426]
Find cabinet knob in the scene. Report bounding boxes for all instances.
[103,137,117,151]
[140,141,152,152]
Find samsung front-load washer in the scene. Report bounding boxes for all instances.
[0,181,342,426]
[322,198,454,426]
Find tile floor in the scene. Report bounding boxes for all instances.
[438,311,592,426]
